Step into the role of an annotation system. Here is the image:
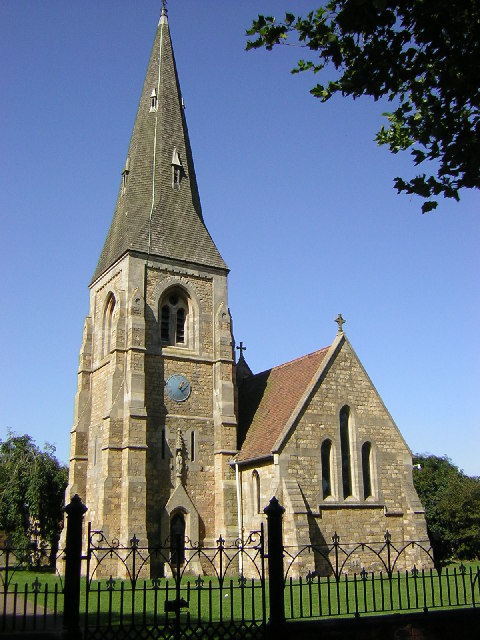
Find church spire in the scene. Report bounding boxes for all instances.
[92,7,227,283]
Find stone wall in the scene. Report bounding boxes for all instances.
[278,339,429,575]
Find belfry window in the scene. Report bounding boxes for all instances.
[362,442,372,499]
[340,406,352,499]
[171,148,182,191]
[160,290,188,346]
[121,157,130,195]
[150,87,158,112]
[161,305,170,342]
[321,439,332,499]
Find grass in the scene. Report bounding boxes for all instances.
[2,562,480,626]
[285,562,480,619]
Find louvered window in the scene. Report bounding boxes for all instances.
[160,290,188,346]
[150,88,158,112]
[161,305,170,341]
[176,308,185,343]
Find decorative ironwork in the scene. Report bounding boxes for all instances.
[83,520,267,638]
[0,543,65,633]
[283,529,437,582]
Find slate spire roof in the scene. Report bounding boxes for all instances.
[92,8,227,284]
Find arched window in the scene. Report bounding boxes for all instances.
[190,431,195,462]
[102,294,115,357]
[362,442,372,499]
[321,439,332,499]
[252,470,261,515]
[160,290,188,346]
[340,406,352,499]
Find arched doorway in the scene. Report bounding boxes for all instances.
[170,511,186,566]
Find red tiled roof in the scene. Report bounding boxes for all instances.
[237,347,330,462]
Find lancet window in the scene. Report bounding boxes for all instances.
[321,439,333,499]
[102,293,115,358]
[362,441,373,499]
[340,405,352,499]
[252,470,261,515]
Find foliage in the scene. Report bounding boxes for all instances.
[0,431,68,561]
[246,1,480,213]
[413,454,480,561]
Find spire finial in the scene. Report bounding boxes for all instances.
[335,313,346,334]
[236,341,247,359]
[159,0,168,26]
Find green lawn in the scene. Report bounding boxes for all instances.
[285,563,480,619]
[2,563,479,625]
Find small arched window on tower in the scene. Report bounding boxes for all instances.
[362,441,373,499]
[102,293,115,358]
[190,431,195,462]
[160,289,188,346]
[340,405,352,499]
[150,87,158,112]
[171,148,182,191]
[252,470,261,515]
[321,439,332,499]
[121,157,130,195]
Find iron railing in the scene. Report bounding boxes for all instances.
[284,564,480,620]
[0,542,64,632]
[84,522,266,639]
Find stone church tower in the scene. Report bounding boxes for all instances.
[65,6,238,553]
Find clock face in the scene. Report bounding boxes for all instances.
[165,374,191,402]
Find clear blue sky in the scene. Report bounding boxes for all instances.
[1,1,479,475]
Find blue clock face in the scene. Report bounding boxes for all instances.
[165,374,191,402]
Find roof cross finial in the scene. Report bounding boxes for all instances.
[236,341,247,358]
[161,0,167,17]
[335,313,346,333]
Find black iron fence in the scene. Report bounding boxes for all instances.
[84,521,266,639]
[284,564,480,620]
[0,542,64,633]
[1,495,480,639]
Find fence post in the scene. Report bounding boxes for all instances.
[264,496,285,634]
[62,494,87,640]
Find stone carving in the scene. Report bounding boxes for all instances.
[175,428,184,488]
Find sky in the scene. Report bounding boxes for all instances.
[1,1,479,476]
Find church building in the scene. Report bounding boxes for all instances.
[65,6,428,575]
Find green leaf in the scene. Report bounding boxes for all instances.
[421,200,438,213]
